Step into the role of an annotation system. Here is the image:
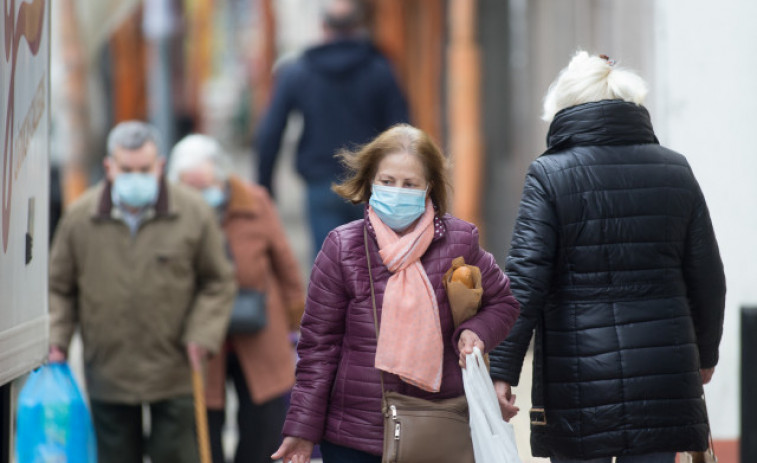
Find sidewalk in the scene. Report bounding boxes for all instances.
[511,346,550,463]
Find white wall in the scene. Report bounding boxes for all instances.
[652,0,757,439]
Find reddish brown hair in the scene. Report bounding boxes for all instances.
[332,124,450,216]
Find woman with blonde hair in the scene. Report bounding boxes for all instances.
[490,51,725,462]
[168,134,305,463]
[272,124,520,462]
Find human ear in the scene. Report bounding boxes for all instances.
[156,157,167,177]
[103,157,116,183]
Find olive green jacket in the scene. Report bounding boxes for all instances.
[49,180,236,403]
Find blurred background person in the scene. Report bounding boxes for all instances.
[48,121,236,463]
[255,0,410,260]
[489,52,726,463]
[272,125,519,463]
[168,134,305,463]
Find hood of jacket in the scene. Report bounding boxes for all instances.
[303,38,376,75]
[545,99,659,154]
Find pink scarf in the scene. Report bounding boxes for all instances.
[369,200,443,392]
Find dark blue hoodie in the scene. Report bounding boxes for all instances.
[256,39,410,192]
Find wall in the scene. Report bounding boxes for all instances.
[652,0,757,441]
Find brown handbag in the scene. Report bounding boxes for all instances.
[364,227,475,463]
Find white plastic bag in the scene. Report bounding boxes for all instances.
[463,347,522,463]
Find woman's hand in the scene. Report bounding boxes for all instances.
[48,345,67,364]
[700,367,715,385]
[271,436,314,463]
[458,329,485,368]
[494,380,519,422]
[186,342,208,372]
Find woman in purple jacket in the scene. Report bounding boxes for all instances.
[272,124,520,463]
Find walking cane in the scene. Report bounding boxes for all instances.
[191,366,212,463]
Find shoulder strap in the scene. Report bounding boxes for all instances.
[703,391,717,458]
[364,226,386,395]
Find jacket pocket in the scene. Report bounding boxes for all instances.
[154,249,193,281]
[150,249,195,328]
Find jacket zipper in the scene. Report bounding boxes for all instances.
[391,404,400,441]
[390,404,400,462]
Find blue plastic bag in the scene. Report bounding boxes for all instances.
[16,363,97,463]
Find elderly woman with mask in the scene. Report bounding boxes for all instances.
[272,124,520,463]
[168,134,305,463]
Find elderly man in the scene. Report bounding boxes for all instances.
[48,121,236,463]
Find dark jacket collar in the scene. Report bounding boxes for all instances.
[545,100,659,155]
[93,177,173,219]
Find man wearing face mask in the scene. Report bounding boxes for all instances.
[48,121,236,463]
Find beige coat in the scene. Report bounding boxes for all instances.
[205,177,305,407]
[49,180,236,403]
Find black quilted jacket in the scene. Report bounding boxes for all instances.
[489,100,726,459]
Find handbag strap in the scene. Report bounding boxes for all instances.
[703,390,717,457]
[364,226,386,396]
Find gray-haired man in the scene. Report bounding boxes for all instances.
[48,120,236,463]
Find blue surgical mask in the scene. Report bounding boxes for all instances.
[112,173,159,208]
[202,186,226,208]
[369,184,427,231]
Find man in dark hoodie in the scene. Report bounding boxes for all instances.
[255,0,410,258]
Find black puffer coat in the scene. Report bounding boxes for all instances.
[489,100,726,459]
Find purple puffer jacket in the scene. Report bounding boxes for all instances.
[283,212,520,455]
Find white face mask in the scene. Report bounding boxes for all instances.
[112,173,158,208]
[202,186,226,208]
[369,184,427,231]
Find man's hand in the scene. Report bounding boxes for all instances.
[48,345,67,363]
[187,342,208,372]
[494,380,519,422]
[458,329,485,369]
[700,367,715,385]
[271,436,314,463]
